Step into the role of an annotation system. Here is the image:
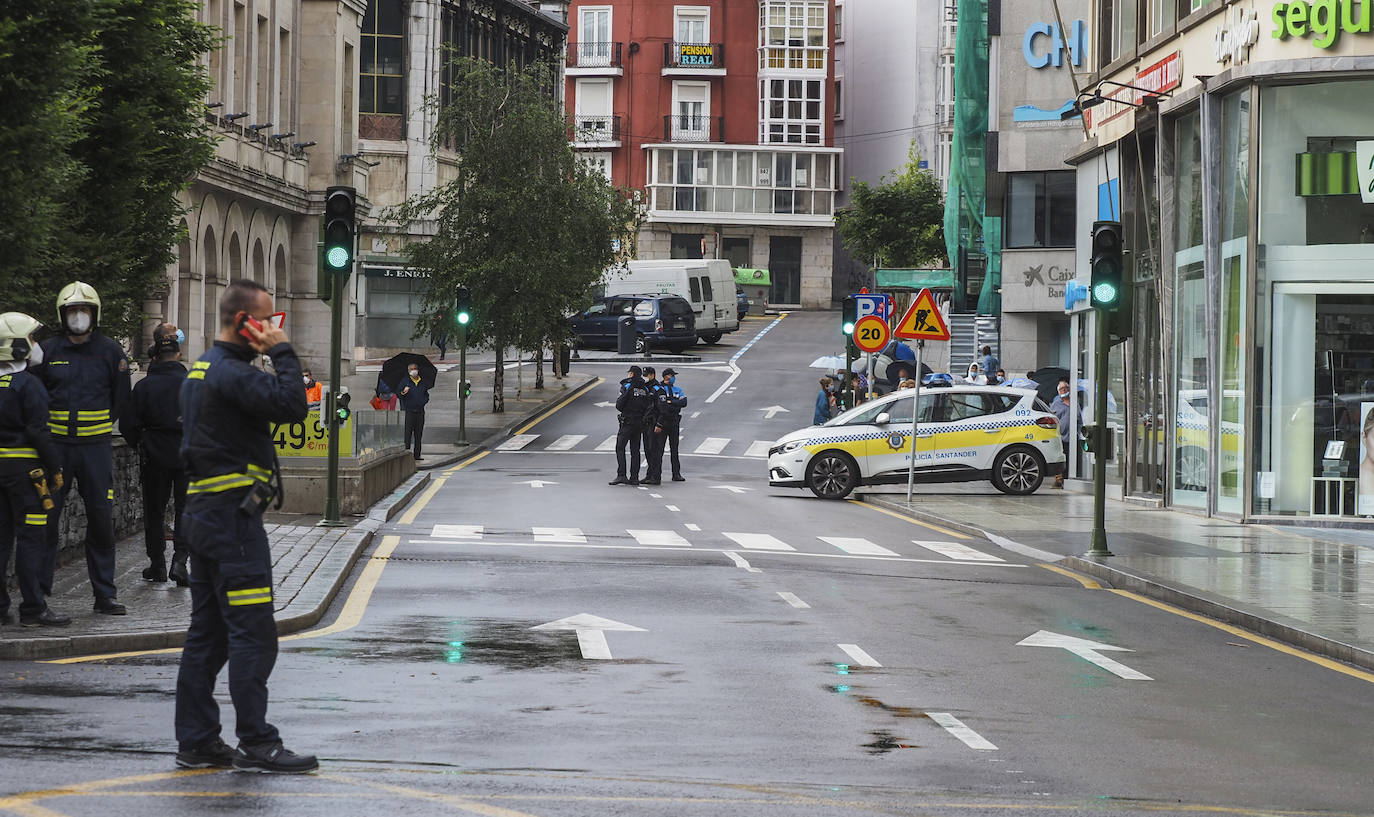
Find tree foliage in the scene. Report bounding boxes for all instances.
[389,58,643,412]
[836,144,947,269]
[0,0,214,341]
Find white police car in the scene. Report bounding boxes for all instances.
[768,385,1065,499]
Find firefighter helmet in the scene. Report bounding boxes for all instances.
[0,312,44,362]
[56,281,102,327]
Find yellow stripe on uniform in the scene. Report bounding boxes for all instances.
[49,410,70,421]
[25,513,47,526]
[226,586,272,597]
[226,586,273,606]
[187,370,206,380]
[0,447,38,458]
[106,488,114,501]
[76,409,110,419]
[76,422,114,436]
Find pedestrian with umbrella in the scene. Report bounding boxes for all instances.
[382,353,437,461]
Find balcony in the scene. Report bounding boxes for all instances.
[663,114,723,143]
[663,42,725,76]
[567,42,623,76]
[570,115,622,148]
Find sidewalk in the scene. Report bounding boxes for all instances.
[860,483,1374,672]
[0,373,596,659]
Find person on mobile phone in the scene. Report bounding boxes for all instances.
[174,279,316,774]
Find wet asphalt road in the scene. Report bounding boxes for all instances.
[2,312,1372,817]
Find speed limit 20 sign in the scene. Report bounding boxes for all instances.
[852,315,891,354]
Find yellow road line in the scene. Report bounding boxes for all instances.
[1037,563,1102,589]
[321,774,543,817]
[398,476,448,526]
[1107,589,1374,685]
[849,499,973,540]
[0,770,218,814]
[280,535,401,642]
[443,449,490,475]
[513,376,603,436]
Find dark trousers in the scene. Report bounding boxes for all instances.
[404,409,425,458]
[175,496,280,750]
[655,418,682,477]
[615,420,642,480]
[142,461,188,565]
[0,467,48,617]
[44,441,117,600]
[643,424,663,481]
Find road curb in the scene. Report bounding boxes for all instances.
[0,472,432,661]
[859,494,1374,673]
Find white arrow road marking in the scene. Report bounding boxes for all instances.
[759,405,791,419]
[820,537,899,557]
[744,440,772,458]
[1016,630,1153,680]
[723,532,794,551]
[530,614,646,660]
[911,540,1004,562]
[928,713,998,751]
[515,480,559,488]
[497,434,539,451]
[838,643,882,667]
[694,437,730,454]
[723,551,761,573]
[595,435,618,451]
[777,591,810,609]
[711,485,752,494]
[432,524,483,539]
[628,529,691,547]
[545,434,586,451]
[532,527,586,543]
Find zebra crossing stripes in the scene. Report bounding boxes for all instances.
[489,432,775,457]
[911,540,1004,562]
[722,532,795,551]
[693,437,730,455]
[818,537,901,557]
[496,434,539,451]
[628,529,692,547]
[545,434,586,451]
[595,434,617,451]
[432,524,483,539]
[744,440,772,458]
[533,527,586,543]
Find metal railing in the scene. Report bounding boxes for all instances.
[663,114,722,142]
[664,41,725,70]
[570,115,622,143]
[568,41,623,69]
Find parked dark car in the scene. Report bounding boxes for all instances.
[570,294,696,354]
[736,287,750,320]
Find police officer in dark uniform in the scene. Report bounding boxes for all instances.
[174,279,316,774]
[640,366,664,485]
[652,368,689,482]
[610,366,656,486]
[0,313,71,627]
[33,282,131,616]
[119,323,189,586]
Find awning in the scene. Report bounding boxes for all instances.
[734,267,771,286]
[874,268,956,290]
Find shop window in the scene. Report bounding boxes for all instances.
[360,0,404,140]
[1005,171,1075,248]
[671,233,705,259]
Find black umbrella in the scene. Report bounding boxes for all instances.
[885,359,932,385]
[381,352,438,392]
[1028,366,1070,405]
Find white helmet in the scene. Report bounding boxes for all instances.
[0,312,44,363]
[56,281,102,327]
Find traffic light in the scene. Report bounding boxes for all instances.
[461,380,471,399]
[1081,423,1114,460]
[332,391,351,426]
[1089,220,1123,310]
[455,285,471,327]
[323,186,357,273]
[841,296,858,336]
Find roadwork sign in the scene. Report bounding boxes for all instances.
[893,288,951,341]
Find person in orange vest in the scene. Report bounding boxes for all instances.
[302,369,322,409]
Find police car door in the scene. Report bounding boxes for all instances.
[938,391,1004,471]
[868,391,940,479]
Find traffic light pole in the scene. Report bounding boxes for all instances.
[1087,311,1113,557]
[320,264,346,527]
[457,324,468,445]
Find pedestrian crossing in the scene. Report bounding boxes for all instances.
[420,525,1007,563]
[492,432,777,458]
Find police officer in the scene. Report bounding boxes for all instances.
[609,366,656,486]
[33,282,131,616]
[653,368,688,482]
[0,313,71,627]
[174,279,316,774]
[119,323,189,586]
[640,366,664,485]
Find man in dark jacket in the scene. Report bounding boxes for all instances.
[119,323,190,585]
[640,366,664,485]
[610,366,656,486]
[33,281,131,615]
[397,362,430,460]
[174,278,316,774]
[652,368,688,482]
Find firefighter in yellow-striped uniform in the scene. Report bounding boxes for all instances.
[173,279,317,774]
[0,313,71,627]
[32,282,131,615]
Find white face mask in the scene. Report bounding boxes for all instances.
[303,375,311,384]
[408,369,419,378]
[66,309,92,335]
[27,341,43,366]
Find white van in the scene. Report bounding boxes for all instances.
[603,259,741,344]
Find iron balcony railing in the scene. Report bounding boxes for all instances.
[664,41,725,70]
[570,115,622,143]
[663,114,722,142]
[568,41,623,69]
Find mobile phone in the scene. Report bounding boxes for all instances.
[237,313,265,341]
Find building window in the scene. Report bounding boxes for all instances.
[579,6,612,66]
[834,1,843,41]
[833,78,842,120]
[671,81,710,141]
[648,147,835,217]
[1005,171,1075,248]
[675,6,708,43]
[575,78,613,134]
[760,0,827,70]
[761,78,823,145]
[580,152,612,179]
[360,0,404,140]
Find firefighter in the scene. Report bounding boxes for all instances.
[173,279,316,774]
[33,282,131,616]
[119,323,189,585]
[0,313,71,627]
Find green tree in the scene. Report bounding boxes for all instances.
[836,144,946,270]
[390,57,642,412]
[0,0,215,342]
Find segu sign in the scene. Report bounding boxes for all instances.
[1272,0,1373,48]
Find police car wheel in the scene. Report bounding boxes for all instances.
[806,452,858,500]
[991,447,1045,495]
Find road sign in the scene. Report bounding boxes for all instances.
[893,288,951,341]
[852,315,891,354]
[853,293,888,322]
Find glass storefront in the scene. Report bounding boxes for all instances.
[1172,109,1207,508]
[1217,89,1249,516]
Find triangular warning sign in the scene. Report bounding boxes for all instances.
[893,288,951,341]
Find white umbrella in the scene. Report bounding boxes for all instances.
[809,354,847,370]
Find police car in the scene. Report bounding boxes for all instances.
[768,385,1065,499]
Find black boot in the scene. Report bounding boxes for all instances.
[142,559,167,583]
[169,553,190,587]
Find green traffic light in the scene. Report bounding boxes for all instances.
[457,312,470,325]
[325,246,350,269]
[1092,280,1118,304]
[842,322,855,335]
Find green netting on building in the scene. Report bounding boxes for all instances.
[942,0,1000,316]
[874,268,955,290]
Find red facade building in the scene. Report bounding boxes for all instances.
[565,0,839,307]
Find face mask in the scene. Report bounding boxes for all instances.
[303,376,311,384]
[175,328,185,345]
[408,369,419,378]
[27,341,43,366]
[66,310,92,335]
